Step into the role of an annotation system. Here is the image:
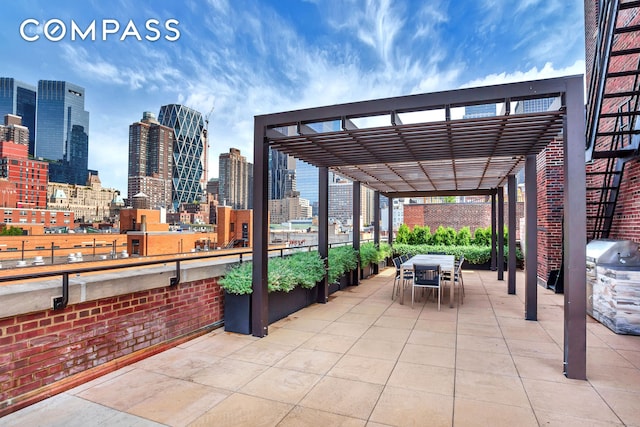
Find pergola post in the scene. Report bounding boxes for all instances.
[563,77,587,380]
[490,191,497,271]
[373,191,380,274]
[498,186,505,280]
[387,197,394,245]
[317,166,329,303]
[352,181,361,284]
[251,118,269,337]
[508,175,517,294]
[525,154,538,321]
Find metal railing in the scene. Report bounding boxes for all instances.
[0,241,371,310]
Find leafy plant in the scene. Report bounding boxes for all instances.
[379,242,392,260]
[327,245,358,283]
[472,227,491,246]
[456,226,472,246]
[219,251,325,295]
[392,243,523,266]
[443,227,457,246]
[218,262,252,295]
[412,225,431,245]
[396,223,411,244]
[359,242,379,267]
[430,225,448,245]
[0,226,23,236]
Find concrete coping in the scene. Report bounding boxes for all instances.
[0,257,237,319]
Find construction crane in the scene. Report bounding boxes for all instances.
[203,105,214,192]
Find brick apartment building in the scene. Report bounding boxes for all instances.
[0,115,48,209]
[584,1,640,244]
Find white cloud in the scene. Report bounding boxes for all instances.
[460,60,586,88]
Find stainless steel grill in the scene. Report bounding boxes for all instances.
[586,239,640,335]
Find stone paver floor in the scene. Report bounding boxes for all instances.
[3,267,640,426]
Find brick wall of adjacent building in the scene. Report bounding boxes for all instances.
[536,136,565,284]
[585,0,640,243]
[403,201,524,239]
[217,206,253,247]
[0,277,224,411]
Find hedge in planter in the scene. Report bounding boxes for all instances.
[219,251,325,334]
[327,245,358,293]
[392,243,524,269]
[358,242,392,277]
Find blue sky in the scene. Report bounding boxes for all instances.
[1,0,585,197]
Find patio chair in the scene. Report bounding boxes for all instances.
[442,255,465,305]
[455,254,465,304]
[392,256,413,300]
[412,264,441,310]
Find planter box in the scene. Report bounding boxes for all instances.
[361,264,374,279]
[224,285,319,334]
[461,260,524,271]
[223,291,252,334]
[329,274,350,294]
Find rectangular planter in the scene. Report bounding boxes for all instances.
[223,291,252,334]
[329,274,351,294]
[361,264,374,279]
[224,285,319,334]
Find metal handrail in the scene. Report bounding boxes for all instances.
[0,240,372,310]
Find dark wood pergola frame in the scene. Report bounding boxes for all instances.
[252,75,587,379]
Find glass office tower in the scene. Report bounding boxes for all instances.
[158,104,205,210]
[36,80,89,184]
[0,78,37,154]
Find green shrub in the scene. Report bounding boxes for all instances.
[456,226,472,246]
[0,226,23,236]
[472,226,491,246]
[328,245,358,283]
[412,225,431,245]
[378,242,393,260]
[219,251,325,295]
[443,227,457,246]
[359,242,379,267]
[218,262,253,295]
[396,224,410,244]
[430,225,448,245]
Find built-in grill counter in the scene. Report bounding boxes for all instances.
[586,239,640,335]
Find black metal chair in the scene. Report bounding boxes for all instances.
[392,256,413,300]
[454,254,465,304]
[412,264,441,310]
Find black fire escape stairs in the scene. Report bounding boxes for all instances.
[586,0,640,240]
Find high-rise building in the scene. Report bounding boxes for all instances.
[158,104,205,210]
[1,114,29,147]
[269,148,296,200]
[514,97,556,114]
[128,112,174,210]
[463,104,496,119]
[0,78,36,155]
[36,80,90,185]
[219,148,251,209]
[295,159,318,205]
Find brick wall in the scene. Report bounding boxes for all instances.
[403,202,524,239]
[611,161,640,241]
[0,277,224,412]
[537,137,565,284]
[585,0,640,244]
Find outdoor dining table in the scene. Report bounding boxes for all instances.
[399,254,456,308]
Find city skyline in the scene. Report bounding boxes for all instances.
[1,1,585,197]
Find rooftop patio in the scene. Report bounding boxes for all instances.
[5,267,639,426]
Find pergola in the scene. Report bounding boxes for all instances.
[252,75,587,379]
